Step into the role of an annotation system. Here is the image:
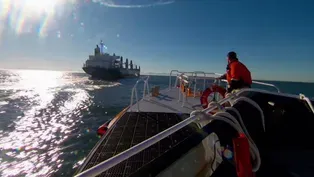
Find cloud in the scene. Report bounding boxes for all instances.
[92,0,175,8]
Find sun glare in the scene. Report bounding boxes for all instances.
[0,0,75,37]
[11,0,59,14]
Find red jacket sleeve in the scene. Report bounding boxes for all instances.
[230,63,241,80]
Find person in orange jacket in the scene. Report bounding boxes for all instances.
[217,51,252,93]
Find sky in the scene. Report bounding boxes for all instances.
[0,0,314,82]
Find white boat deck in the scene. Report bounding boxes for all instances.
[128,87,204,113]
[127,71,225,114]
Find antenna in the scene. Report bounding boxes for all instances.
[100,40,104,54]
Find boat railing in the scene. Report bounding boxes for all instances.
[170,70,224,89]
[177,73,188,105]
[219,79,281,93]
[168,70,180,90]
[169,70,202,90]
[300,94,314,113]
[176,72,222,107]
[129,76,150,112]
[251,80,281,93]
[169,70,281,107]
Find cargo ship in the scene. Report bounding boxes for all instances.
[82,41,140,80]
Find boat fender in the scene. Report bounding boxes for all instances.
[97,119,112,136]
[200,85,226,109]
[233,133,254,177]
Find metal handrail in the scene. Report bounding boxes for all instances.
[169,70,214,89]
[204,72,280,93]
[177,74,189,106]
[219,79,281,93]
[129,76,150,112]
[169,70,180,90]
[192,71,206,92]
[192,74,220,97]
[252,81,281,93]
[176,72,222,100]
[172,69,281,107]
[176,72,222,106]
[299,94,314,114]
[143,77,150,99]
[174,72,184,89]
[214,73,223,76]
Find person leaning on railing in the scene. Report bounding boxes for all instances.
[217,51,252,95]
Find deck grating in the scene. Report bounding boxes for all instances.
[81,112,195,177]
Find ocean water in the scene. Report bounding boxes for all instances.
[0,69,313,177]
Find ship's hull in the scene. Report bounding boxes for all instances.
[82,67,139,80]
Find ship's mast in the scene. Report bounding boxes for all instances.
[100,40,104,54]
[120,57,123,68]
[125,58,129,69]
[130,60,133,70]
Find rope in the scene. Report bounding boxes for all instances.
[191,95,264,172]
[208,101,225,111]
[230,96,266,132]
[192,111,261,172]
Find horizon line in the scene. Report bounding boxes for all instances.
[0,68,313,83]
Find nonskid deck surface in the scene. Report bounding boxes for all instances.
[128,88,204,113]
[78,111,198,177]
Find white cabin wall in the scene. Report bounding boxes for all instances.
[84,53,140,75]
[86,60,111,68]
[85,55,115,68]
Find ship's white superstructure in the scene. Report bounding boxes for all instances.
[84,53,120,68]
[82,40,140,80]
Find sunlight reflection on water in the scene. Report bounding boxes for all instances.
[0,70,115,176]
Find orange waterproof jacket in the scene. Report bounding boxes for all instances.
[226,60,252,86]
